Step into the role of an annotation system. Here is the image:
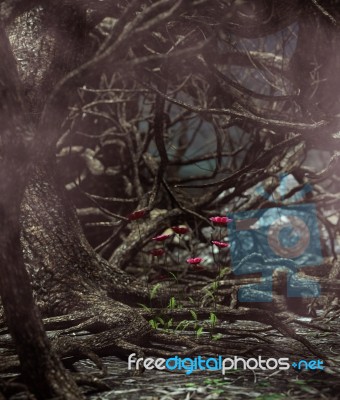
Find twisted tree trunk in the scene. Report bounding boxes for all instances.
[0,4,153,397]
[0,19,85,399]
[21,165,150,315]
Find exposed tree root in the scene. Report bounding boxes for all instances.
[140,307,329,360]
[0,298,333,375]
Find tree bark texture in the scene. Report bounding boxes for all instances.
[0,20,85,399]
[21,165,149,314]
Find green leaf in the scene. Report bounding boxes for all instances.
[218,267,229,279]
[149,319,158,329]
[196,326,204,337]
[149,283,162,300]
[137,303,151,311]
[168,271,178,282]
[168,296,176,309]
[212,333,223,341]
[155,316,165,325]
[204,289,215,300]
[190,310,198,321]
[175,320,191,331]
[209,312,217,326]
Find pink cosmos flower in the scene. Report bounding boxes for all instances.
[211,240,230,248]
[209,216,232,225]
[186,257,203,265]
[150,248,165,257]
[172,226,189,234]
[128,209,147,221]
[152,234,172,241]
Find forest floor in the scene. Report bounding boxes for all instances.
[1,308,339,399]
[1,264,340,399]
[76,314,340,400]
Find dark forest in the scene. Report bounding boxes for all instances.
[0,1,340,399]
